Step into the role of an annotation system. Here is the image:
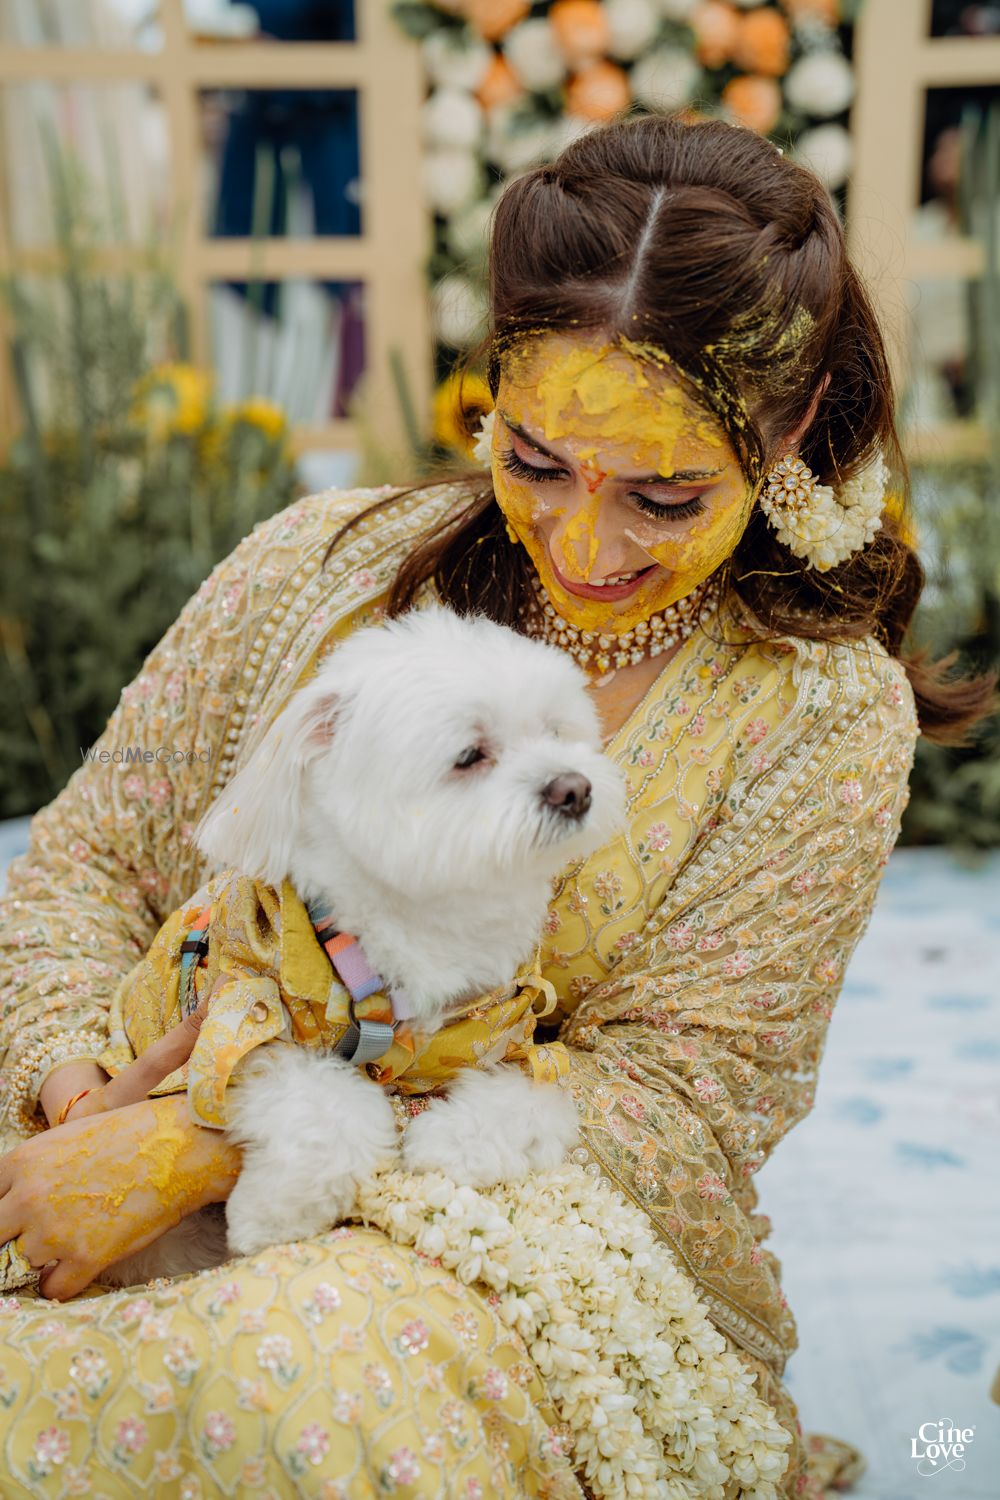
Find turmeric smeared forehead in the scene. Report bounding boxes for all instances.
[500,331,728,478]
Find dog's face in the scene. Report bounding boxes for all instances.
[302,606,628,898]
[194,604,628,898]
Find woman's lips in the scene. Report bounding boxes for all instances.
[550,555,659,601]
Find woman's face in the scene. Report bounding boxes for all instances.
[491,330,756,636]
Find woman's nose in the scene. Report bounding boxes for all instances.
[548,489,642,579]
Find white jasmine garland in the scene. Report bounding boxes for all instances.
[760,453,889,572]
[352,1158,793,1497]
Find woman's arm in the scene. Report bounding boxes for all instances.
[1,1091,242,1301]
[0,490,372,1136]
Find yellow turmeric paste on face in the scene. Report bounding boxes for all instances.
[492,331,756,635]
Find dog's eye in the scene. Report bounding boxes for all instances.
[454,746,486,770]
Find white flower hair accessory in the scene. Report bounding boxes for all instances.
[472,405,495,467]
[759,452,889,572]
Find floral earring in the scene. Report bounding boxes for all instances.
[758,452,889,572]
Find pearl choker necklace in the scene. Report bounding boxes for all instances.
[521,569,722,683]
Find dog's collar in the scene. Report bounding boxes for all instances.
[302,894,416,1062]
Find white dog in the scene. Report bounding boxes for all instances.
[100,604,626,1287]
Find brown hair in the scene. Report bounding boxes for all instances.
[324,113,996,747]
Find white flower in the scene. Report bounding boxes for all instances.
[421,27,492,91]
[423,148,484,215]
[431,273,488,348]
[656,0,697,18]
[794,123,852,191]
[472,407,495,467]
[421,88,484,151]
[503,18,568,92]
[783,51,855,119]
[629,47,703,112]
[486,104,557,173]
[605,0,661,60]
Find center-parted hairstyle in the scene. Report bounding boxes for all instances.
[323,113,996,745]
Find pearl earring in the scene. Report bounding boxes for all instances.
[759,452,889,573]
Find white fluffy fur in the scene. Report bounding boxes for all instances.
[101,605,626,1287]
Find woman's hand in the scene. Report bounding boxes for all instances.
[0,1093,242,1300]
[39,995,212,1125]
[3,997,241,1300]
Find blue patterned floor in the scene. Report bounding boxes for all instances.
[757,846,1000,1499]
[1,820,997,1496]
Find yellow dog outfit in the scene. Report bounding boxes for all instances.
[97,869,570,1129]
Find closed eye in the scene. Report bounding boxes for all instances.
[500,448,707,522]
[454,745,487,770]
[500,448,565,484]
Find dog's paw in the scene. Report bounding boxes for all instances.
[401,1067,580,1189]
[226,1168,360,1257]
[222,1046,400,1256]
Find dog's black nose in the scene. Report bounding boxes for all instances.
[542,772,592,819]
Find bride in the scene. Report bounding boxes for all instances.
[0,113,994,1499]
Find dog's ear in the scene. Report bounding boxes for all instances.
[192,670,342,885]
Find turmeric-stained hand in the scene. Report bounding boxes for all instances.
[0,1092,241,1301]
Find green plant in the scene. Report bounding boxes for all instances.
[0,149,298,817]
[900,99,1000,849]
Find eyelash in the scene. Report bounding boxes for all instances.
[499,448,706,522]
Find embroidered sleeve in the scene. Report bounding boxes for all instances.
[0,490,382,1137]
[555,640,919,1388]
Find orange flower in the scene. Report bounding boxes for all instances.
[477,52,524,110]
[733,8,790,78]
[783,0,840,21]
[722,75,782,134]
[691,0,741,69]
[464,0,529,43]
[566,59,631,121]
[549,0,610,65]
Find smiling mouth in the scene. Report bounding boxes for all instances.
[550,556,659,600]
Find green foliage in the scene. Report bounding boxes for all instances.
[901,100,1000,849]
[901,462,1000,849]
[0,152,298,817]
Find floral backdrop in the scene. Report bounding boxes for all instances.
[391,0,860,457]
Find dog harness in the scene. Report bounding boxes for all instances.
[178,895,413,1068]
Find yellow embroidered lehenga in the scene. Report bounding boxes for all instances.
[0,480,918,1498]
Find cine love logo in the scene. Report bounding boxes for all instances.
[910,1419,975,1476]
